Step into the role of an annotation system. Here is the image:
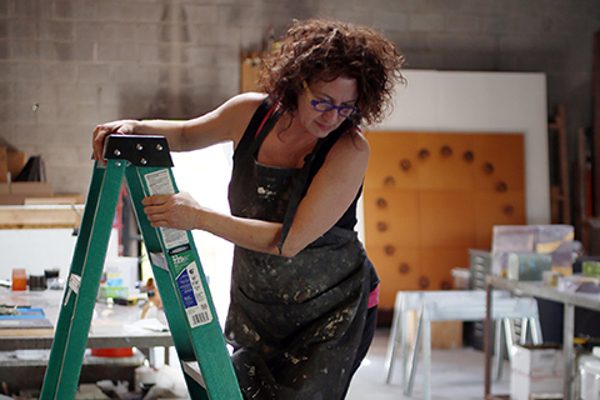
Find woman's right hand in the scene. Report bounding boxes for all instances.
[92,119,140,162]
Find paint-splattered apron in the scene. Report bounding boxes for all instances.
[225,101,372,400]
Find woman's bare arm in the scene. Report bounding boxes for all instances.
[92,92,266,160]
[142,131,369,257]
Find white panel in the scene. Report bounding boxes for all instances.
[0,228,120,280]
[373,70,549,225]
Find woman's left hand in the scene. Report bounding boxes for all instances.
[142,192,205,230]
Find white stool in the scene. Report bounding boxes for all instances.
[384,290,542,400]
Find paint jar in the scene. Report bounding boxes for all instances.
[11,268,27,291]
[579,351,600,400]
[507,253,552,281]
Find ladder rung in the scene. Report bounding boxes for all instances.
[182,361,206,388]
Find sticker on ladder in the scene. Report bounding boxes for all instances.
[149,251,169,271]
[144,169,189,250]
[176,262,213,327]
[64,273,81,305]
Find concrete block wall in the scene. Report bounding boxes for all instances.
[0,0,599,194]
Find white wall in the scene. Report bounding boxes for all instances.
[371,69,549,224]
[0,228,120,281]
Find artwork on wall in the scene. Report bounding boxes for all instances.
[364,131,526,310]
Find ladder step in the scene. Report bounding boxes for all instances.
[182,361,206,388]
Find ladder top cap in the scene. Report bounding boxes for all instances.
[103,134,173,167]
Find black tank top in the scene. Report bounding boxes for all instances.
[235,98,361,230]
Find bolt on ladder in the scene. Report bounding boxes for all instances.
[40,135,243,400]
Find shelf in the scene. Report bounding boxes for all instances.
[0,204,84,229]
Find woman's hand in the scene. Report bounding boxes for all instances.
[92,119,140,162]
[142,192,206,231]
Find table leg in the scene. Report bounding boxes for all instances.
[405,305,423,396]
[563,304,575,400]
[484,281,493,398]
[385,294,402,384]
[493,318,504,381]
[423,315,431,400]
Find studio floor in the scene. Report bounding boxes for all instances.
[346,328,510,400]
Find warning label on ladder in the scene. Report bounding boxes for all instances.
[176,262,213,327]
[144,169,190,251]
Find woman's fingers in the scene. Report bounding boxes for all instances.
[91,120,135,162]
[142,195,171,206]
[146,212,168,227]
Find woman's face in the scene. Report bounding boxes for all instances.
[297,76,358,139]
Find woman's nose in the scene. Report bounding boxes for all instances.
[322,109,338,122]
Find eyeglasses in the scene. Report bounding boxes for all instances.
[303,82,358,119]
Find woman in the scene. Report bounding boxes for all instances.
[93,18,404,399]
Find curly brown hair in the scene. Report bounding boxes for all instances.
[258,18,406,126]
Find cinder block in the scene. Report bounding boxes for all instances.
[0,21,7,38]
[0,0,8,17]
[409,13,446,32]
[9,20,37,39]
[78,64,110,83]
[71,0,96,20]
[111,64,160,84]
[135,23,161,44]
[373,10,410,31]
[14,82,39,104]
[183,5,219,26]
[39,20,75,41]
[11,62,41,82]
[0,82,12,100]
[14,0,49,18]
[34,101,59,123]
[64,84,99,106]
[37,84,58,105]
[138,44,164,64]
[39,41,71,62]
[125,2,163,23]
[444,14,482,33]
[217,5,254,26]
[0,40,7,60]
[192,23,241,46]
[74,21,100,43]
[52,0,73,19]
[41,63,78,83]
[97,43,140,62]
[10,40,39,60]
[95,1,126,21]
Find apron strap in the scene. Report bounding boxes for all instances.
[247,102,281,159]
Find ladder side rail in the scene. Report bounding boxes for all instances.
[40,163,106,399]
[55,161,127,399]
[125,166,209,400]
[133,165,243,400]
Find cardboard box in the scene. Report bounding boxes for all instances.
[510,372,562,400]
[0,182,54,204]
[7,149,27,177]
[406,310,463,349]
[510,344,563,400]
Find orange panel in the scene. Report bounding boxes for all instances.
[472,134,524,191]
[366,245,420,309]
[363,189,420,247]
[364,132,420,190]
[473,190,527,249]
[419,247,470,290]
[415,133,475,190]
[364,131,525,295]
[418,190,476,248]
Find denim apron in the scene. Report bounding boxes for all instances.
[225,100,371,400]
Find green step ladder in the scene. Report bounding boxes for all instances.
[40,135,243,400]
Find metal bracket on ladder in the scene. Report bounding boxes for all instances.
[40,135,242,400]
